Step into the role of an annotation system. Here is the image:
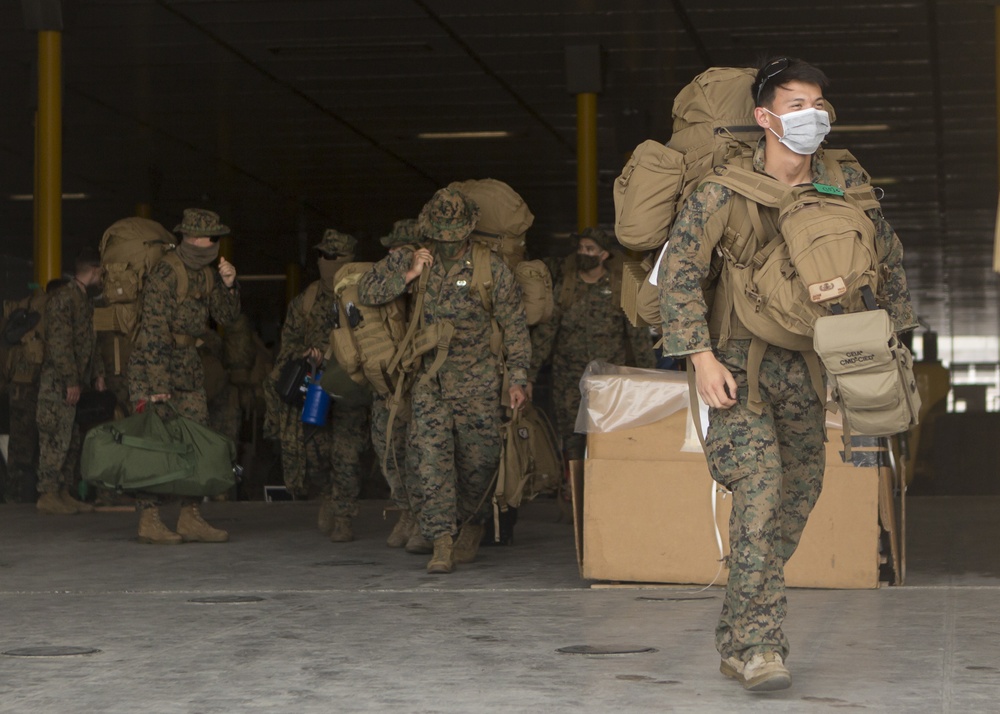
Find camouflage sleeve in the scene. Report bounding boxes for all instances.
[138,263,178,395]
[274,295,306,369]
[44,288,79,387]
[527,277,561,381]
[871,211,918,333]
[492,256,530,386]
[358,250,412,306]
[209,274,241,327]
[658,183,735,356]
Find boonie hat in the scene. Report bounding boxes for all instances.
[173,208,230,237]
[380,218,420,248]
[573,226,614,253]
[315,229,357,256]
[417,188,480,243]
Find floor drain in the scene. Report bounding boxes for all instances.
[557,645,657,655]
[4,646,101,657]
[187,595,265,604]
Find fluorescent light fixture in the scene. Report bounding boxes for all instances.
[9,192,90,200]
[830,124,891,133]
[416,131,513,140]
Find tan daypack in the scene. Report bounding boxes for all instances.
[705,158,883,352]
[491,403,562,538]
[326,263,408,397]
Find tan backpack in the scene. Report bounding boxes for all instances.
[492,402,562,520]
[324,264,408,397]
[94,217,177,381]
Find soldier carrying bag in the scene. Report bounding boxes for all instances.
[81,403,238,497]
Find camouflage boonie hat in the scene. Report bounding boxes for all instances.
[417,188,480,243]
[572,226,613,253]
[315,229,357,256]
[380,218,420,248]
[173,208,230,237]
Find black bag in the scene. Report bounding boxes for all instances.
[75,390,118,429]
[275,358,310,405]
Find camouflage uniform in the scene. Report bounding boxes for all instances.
[370,218,421,513]
[127,209,241,503]
[35,282,104,496]
[659,139,916,663]
[531,229,656,458]
[270,229,370,515]
[358,192,531,541]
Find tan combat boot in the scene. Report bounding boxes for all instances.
[317,494,336,535]
[137,507,183,545]
[176,503,229,543]
[36,491,77,515]
[426,534,455,574]
[386,510,415,548]
[405,531,433,554]
[329,516,353,543]
[452,522,485,564]
[61,488,95,513]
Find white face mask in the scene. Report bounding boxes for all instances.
[765,107,831,155]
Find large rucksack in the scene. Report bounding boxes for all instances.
[94,217,176,385]
[325,264,408,397]
[1,290,49,387]
[448,178,535,269]
[449,178,554,326]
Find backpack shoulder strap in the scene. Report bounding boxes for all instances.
[470,241,494,315]
[702,163,787,209]
[819,149,882,213]
[161,251,189,302]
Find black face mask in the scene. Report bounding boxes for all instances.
[577,254,602,272]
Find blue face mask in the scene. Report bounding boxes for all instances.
[765,107,831,155]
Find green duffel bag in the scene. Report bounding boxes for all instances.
[81,405,237,497]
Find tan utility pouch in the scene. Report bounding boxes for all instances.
[620,257,661,328]
[814,309,921,437]
[103,264,142,304]
[613,140,684,251]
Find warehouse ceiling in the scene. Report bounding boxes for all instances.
[0,0,998,343]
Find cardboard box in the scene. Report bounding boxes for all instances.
[576,410,883,589]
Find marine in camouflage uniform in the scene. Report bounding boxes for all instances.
[658,58,916,692]
[368,218,427,551]
[530,227,656,459]
[359,189,530,574]
[269,228,371,542]
[34,251,106,515]
[127,208,241,544]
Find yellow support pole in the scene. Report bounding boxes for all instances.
[36,30,62,288]
[285,263,301,306]
[994,7,1000,272]
[576,92,599,231]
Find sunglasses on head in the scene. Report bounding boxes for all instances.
[755,57,790,106]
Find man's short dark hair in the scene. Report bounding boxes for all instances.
[752,56,829,108]
[74,247,101,273]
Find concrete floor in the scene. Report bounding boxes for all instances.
[1,495,998,713]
